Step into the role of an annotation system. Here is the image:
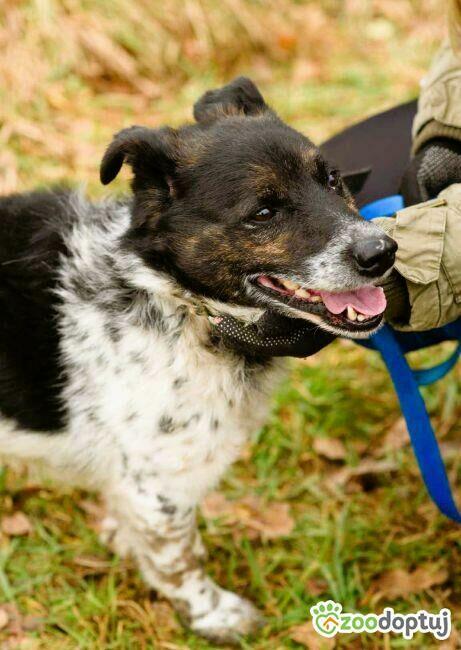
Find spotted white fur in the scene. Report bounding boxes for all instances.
[302,218,392,292]
[0,194,283,643]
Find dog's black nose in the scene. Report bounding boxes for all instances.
[352,236,397,276]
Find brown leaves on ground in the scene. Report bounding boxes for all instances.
[117,598,180,644]
[149,601,180,636]
[0,608,8,630]
[326,458,397,491]
[306,577,329,597]
[72,555,114,578]
[201,492,294,540]
[313,437,346,461]
[78,498,107,533]
[0,603,44,647]
[379,416,409,454]
[439,627,461,650]
[289,620,336,649]
[365,565,448,605]
[1,512,32,536]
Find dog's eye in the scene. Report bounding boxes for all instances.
[327,170,340,191]
[252,207,276,223]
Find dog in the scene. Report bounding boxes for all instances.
[0,78,396,643]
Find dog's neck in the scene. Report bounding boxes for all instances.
[62,195,266,363]
[109,245,265,363]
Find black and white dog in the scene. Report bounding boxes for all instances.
[0,79,395,643]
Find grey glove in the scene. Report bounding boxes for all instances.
[400,138,461,205]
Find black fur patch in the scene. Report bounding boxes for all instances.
[158,415,176,434]
[0,191,71,431]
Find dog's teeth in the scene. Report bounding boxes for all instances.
[295,288,311,299]
[347,306,357,321]
[282,279,299,291]
[310,295,322,303]
[357,314,366,322]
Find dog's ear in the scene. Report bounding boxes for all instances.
[100,126,177,192]
[341,168,371,196]
[193,77,269,123]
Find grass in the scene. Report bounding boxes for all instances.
[1,1,460,648]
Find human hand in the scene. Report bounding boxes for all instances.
[400,137,461,205]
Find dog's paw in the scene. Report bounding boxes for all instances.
[190,590,265,645]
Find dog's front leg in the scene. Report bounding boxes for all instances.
[104,481,264,644]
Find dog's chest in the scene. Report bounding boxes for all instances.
[61,302,279,490]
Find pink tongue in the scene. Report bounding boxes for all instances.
[320,286,386,316]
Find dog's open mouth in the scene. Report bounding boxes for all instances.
[252,275,386,334]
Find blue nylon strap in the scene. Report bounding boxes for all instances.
[413,344,461,386]
[372,326,461,523]
[359,194,404,220]
[358,194,461,523]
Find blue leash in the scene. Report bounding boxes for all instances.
[358,195,461,523]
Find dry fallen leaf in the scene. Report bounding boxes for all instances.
[149,601,180,635]
[366,565,448,603]
[313,437,346,461]
[380,417,409,454]
[290,621,336,649]
[439,627,460,649]
[1,512,32,536]
[0,150,18,194]
[73,555,113,576]
[118,598,179,642]
[78,499,106,519]
[0,606,9,630]
[20,616,43,633]
[201,493,294,540]
[78,498,107,533]
[6,639,41,650]
[200,492,230,518]
[0,603,22,635]
[0,602,44,641]
[306,577,329,597]
[327,458,397,490]
[79,24,137,81]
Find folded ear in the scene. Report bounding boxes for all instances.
[193,76,269,123]
[100,125,177,191]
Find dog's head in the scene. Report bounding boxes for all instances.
[101,77,396,337]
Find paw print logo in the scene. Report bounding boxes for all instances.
[310,600,342,637]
